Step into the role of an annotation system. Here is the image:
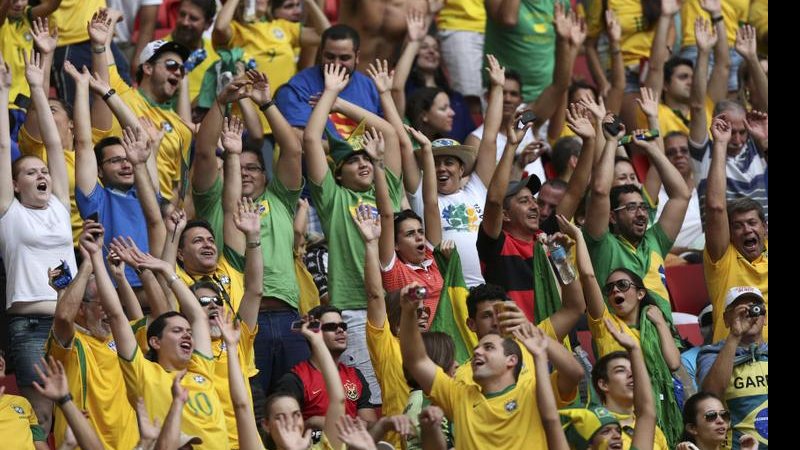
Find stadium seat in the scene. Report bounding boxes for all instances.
[677,323,704,347]
[576,330,595,365]
[665,263,709,316]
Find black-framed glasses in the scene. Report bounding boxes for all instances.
[416,305,431,319]
[613,202,649,214]
[603,279,642,295]
[703,410,731,423]
[155,59,186,76]
[665,146,690,158]
[242,164,265,173]
[198,296,224,307]
[320,322,348,332]
[101,156,130,166]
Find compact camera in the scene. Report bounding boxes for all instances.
[747,303,766,318]
[412,287,427,300]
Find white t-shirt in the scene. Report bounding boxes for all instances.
[107,0,164,43]
[656,185,705,250]
[0,197,77,308]
[470,124,547,183]
[408,173,487,287]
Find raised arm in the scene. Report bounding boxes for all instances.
[474,55,506,186]
[689,18,717,144]
[703,0,731,103]
[139,118,168,256]
[153,372,188,450]
[704,116,732,261]
[363,129,395,268]
[699,304,756,396]
[645,306,681,370]
[232,198,264,330]
[87,9,115,132]
[643,0,680,93]
[26,17,58,133]
[0,52,12,214]
[604,10,625,114]
[390,11,426,124]
[557,103,597,220]
[212,0,240,47]
[122,126,166,254]
[399,283,438,394]
[557,215,606,320]
[220,116,247,254]
[64,62,99,197]
[304,320,346,450]
[52,236,94,346]
[735,25,767,112]
[88,71,144,134]
[407,126,441,246]
[355,203,387,329]
[303,64,349,185]
[637,87,667,200]
[584,114,625,239]
[111,236,173,317]
[106,247,144,321]
[333,98,401,176]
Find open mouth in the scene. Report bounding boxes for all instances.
[167,78,180,87]
[613,296,625,306]
[200,249,215,257]
[179,341,192,351]
[36,182,47,192]
[358,169,370,177]
[416,244,425,252]
[208,310,220,319]
[743,237,759,252]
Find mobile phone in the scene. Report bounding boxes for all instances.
[291,320,321,332]
[516,110,536,129]
[14,93,31,110]
[86,211,99,223]
[619,129,660,145]
[51,260,73,290]
[290,320,304,331]
[603,114,623,137]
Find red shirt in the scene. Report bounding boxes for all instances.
[381,244,444,327]
[285,360,373,420]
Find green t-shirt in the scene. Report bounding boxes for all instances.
[194,175,302,307]
[583,223,674,315]
[310,169,403,310]
[484,0,569,102]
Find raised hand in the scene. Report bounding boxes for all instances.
[645,305,668,327]
[605,9,621,44]
[88,70,112,96]
[107,248,126,280]
[734,25,758,60]
[214,308,242,348]
[727,303,759,338]
[555,214,581,240]
[406,9,427,42]
[579,95,606,122]
[506,111,534,147]
[629,128,660,152]
[0,52,11,90]
[366,59,394,94]
[109,236,146,268]
[31,17,58,54]
[273,414,312,450]
[604,317,638,351]
[336,416,379,450]
[216,77,249,104]
[63,61,92,86]
[661,0,681,17]
[23,50,44,89]
[636,86,660,118]
[129,251,172,274]
[710,115,731,144]
[121,126,151,166]
[569,12,587,47]
[221,116,244,154]
[694,18,718,53]
[233,197,261,237]
[739,434,760,450]
[79,221,105,255]
[139,117,166,147]
[404,124,432,150]
[171,370,189,404]
[516,141,546,169]
[245,70,272,107]
[565,102,595,139]
[361,127,385,163]
[744,110,767,143]
[496,302,529,336]
[486,54,506,87]
[323,64,350,93]
[552,1,571,40]
[165,209,188,237]
[353,201,381,243]
[399,282,425,312]
[439,239,456,260]
[512,321,548,357]
[88,8,114,45]
[601,113,626,140]
[31,356,69,401]
[700,0,722,16]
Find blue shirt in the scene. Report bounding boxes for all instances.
[76,184,150,287]
[681,346,701,391]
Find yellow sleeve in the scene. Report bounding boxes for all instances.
[17,125,46,160]
[551,370,578,408]
[429,366,460,419]
[588,308,631,358]
[586,0,604,38]
[110,64,133,97]
[239,321,259,378]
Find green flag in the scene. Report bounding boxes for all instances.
[431,246,477,364]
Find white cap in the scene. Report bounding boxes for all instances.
[723,286,764,309]
[138,40,190,66]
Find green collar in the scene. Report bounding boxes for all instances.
[137,88,176,110]
[485,383,516,399]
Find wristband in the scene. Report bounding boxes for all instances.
[247,241,262,249]
[711,15,724,24]
[167,273,180,287]
[92,45,107,54]
[259,99,275,112]
[102,88,116,101]
[56,393,73,406]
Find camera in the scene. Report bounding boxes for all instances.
[516,110,536,130]
[51,260,73,290]
[412,286,427,300]
[603,114,623,136]
[747,303,766,318]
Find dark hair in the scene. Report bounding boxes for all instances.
[385,290,402,336]
[664,131,689,142]
[727,197,766,224]
[182,0,217,22]
[591,350,630,403]
[49,97,74,120]
[664,57,694,85]
[264,392,299,419]
[609,184,643,211]
[606,267,656,309]
[146,311,189,361]
[242,147,267,173]
[568,80,598,103]
[466,284,509,319]
[94,137,124,168]
[551,137,582,176]
[393,209,423,242]
[10,155,44,181]
[405,332,456,389]
[407,87,448,133]
[408,35,452,93]
[682,391,726,443]
[505,69,523,91]
[178,219,216,249]
[640,0,661,26]
[321,24,361,52]
[542,178,568,192]
[501,336,524,381]
[190,279,222,296]
[308,304,343,321]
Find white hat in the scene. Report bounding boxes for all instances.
[179,432,202,447]
[138,40,190,66]
[723,286,764,309]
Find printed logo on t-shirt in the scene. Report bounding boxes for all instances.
[257,200,271,217]
[442,203,481,233]
[273,28,285,40]
[162,121,173,133]
[193,375,206,384]
[12,405,24,415]
[349,202,378,221]
[344,380,359,401]
[108,340,117,353]
[505,399,518,413]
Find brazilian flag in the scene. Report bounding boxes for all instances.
[430,246,477,364]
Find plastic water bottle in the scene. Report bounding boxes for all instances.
[244,0,257,22]
[547,239,577,284]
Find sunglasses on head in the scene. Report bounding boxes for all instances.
[603,279,642,295]
[321,322,348,332]
[703,410,731,423]
[198,295,224,307]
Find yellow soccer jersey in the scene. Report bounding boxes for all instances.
[638,97,714,138]
[119,347,230,449]
[110,65,193,202]
[610,410,670,450]
[0,393,45,450]
[210,321,258,448]
[681,0,749,47]
[430,366,547,450]
[704,243,768,342]
[1,9,33,111]
[178,254,245,313]
[748,0,767,55]
[166,34,220,102]
[437,0,486,33]
[46,328,140,449]
[587,0,656,66]
[366,317,410,449]
[51,0,105,45]
[588,307,641,359]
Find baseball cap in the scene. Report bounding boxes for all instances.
[505,174,542,199]
[698,304,713,327]
[723,286,764,309]
[138,40,191,66]
[560,406,621,450]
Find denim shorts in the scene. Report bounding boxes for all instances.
[7,315,52,386]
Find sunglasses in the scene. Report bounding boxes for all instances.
[703,410,731,423]
[320,322,348,332]
[155,59,186,76]
[603,279,642,295]
[198,296,224,307]
[416,305,431,319]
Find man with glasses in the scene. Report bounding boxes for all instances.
[697,286,768,450]
[275,305,379,434]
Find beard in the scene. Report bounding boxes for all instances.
[210,324,222,340]
[172,25,202,49]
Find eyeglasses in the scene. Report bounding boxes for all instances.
[198,296,224,307]
[101,156,130,166]
[155,59,186,76]
[603,279,642,295]
[665,146,690,158]
[242,165,265,173]
[613,202,649,214]
[320,322,348,332]
[703,410,731,423]
[416,306,431,319]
